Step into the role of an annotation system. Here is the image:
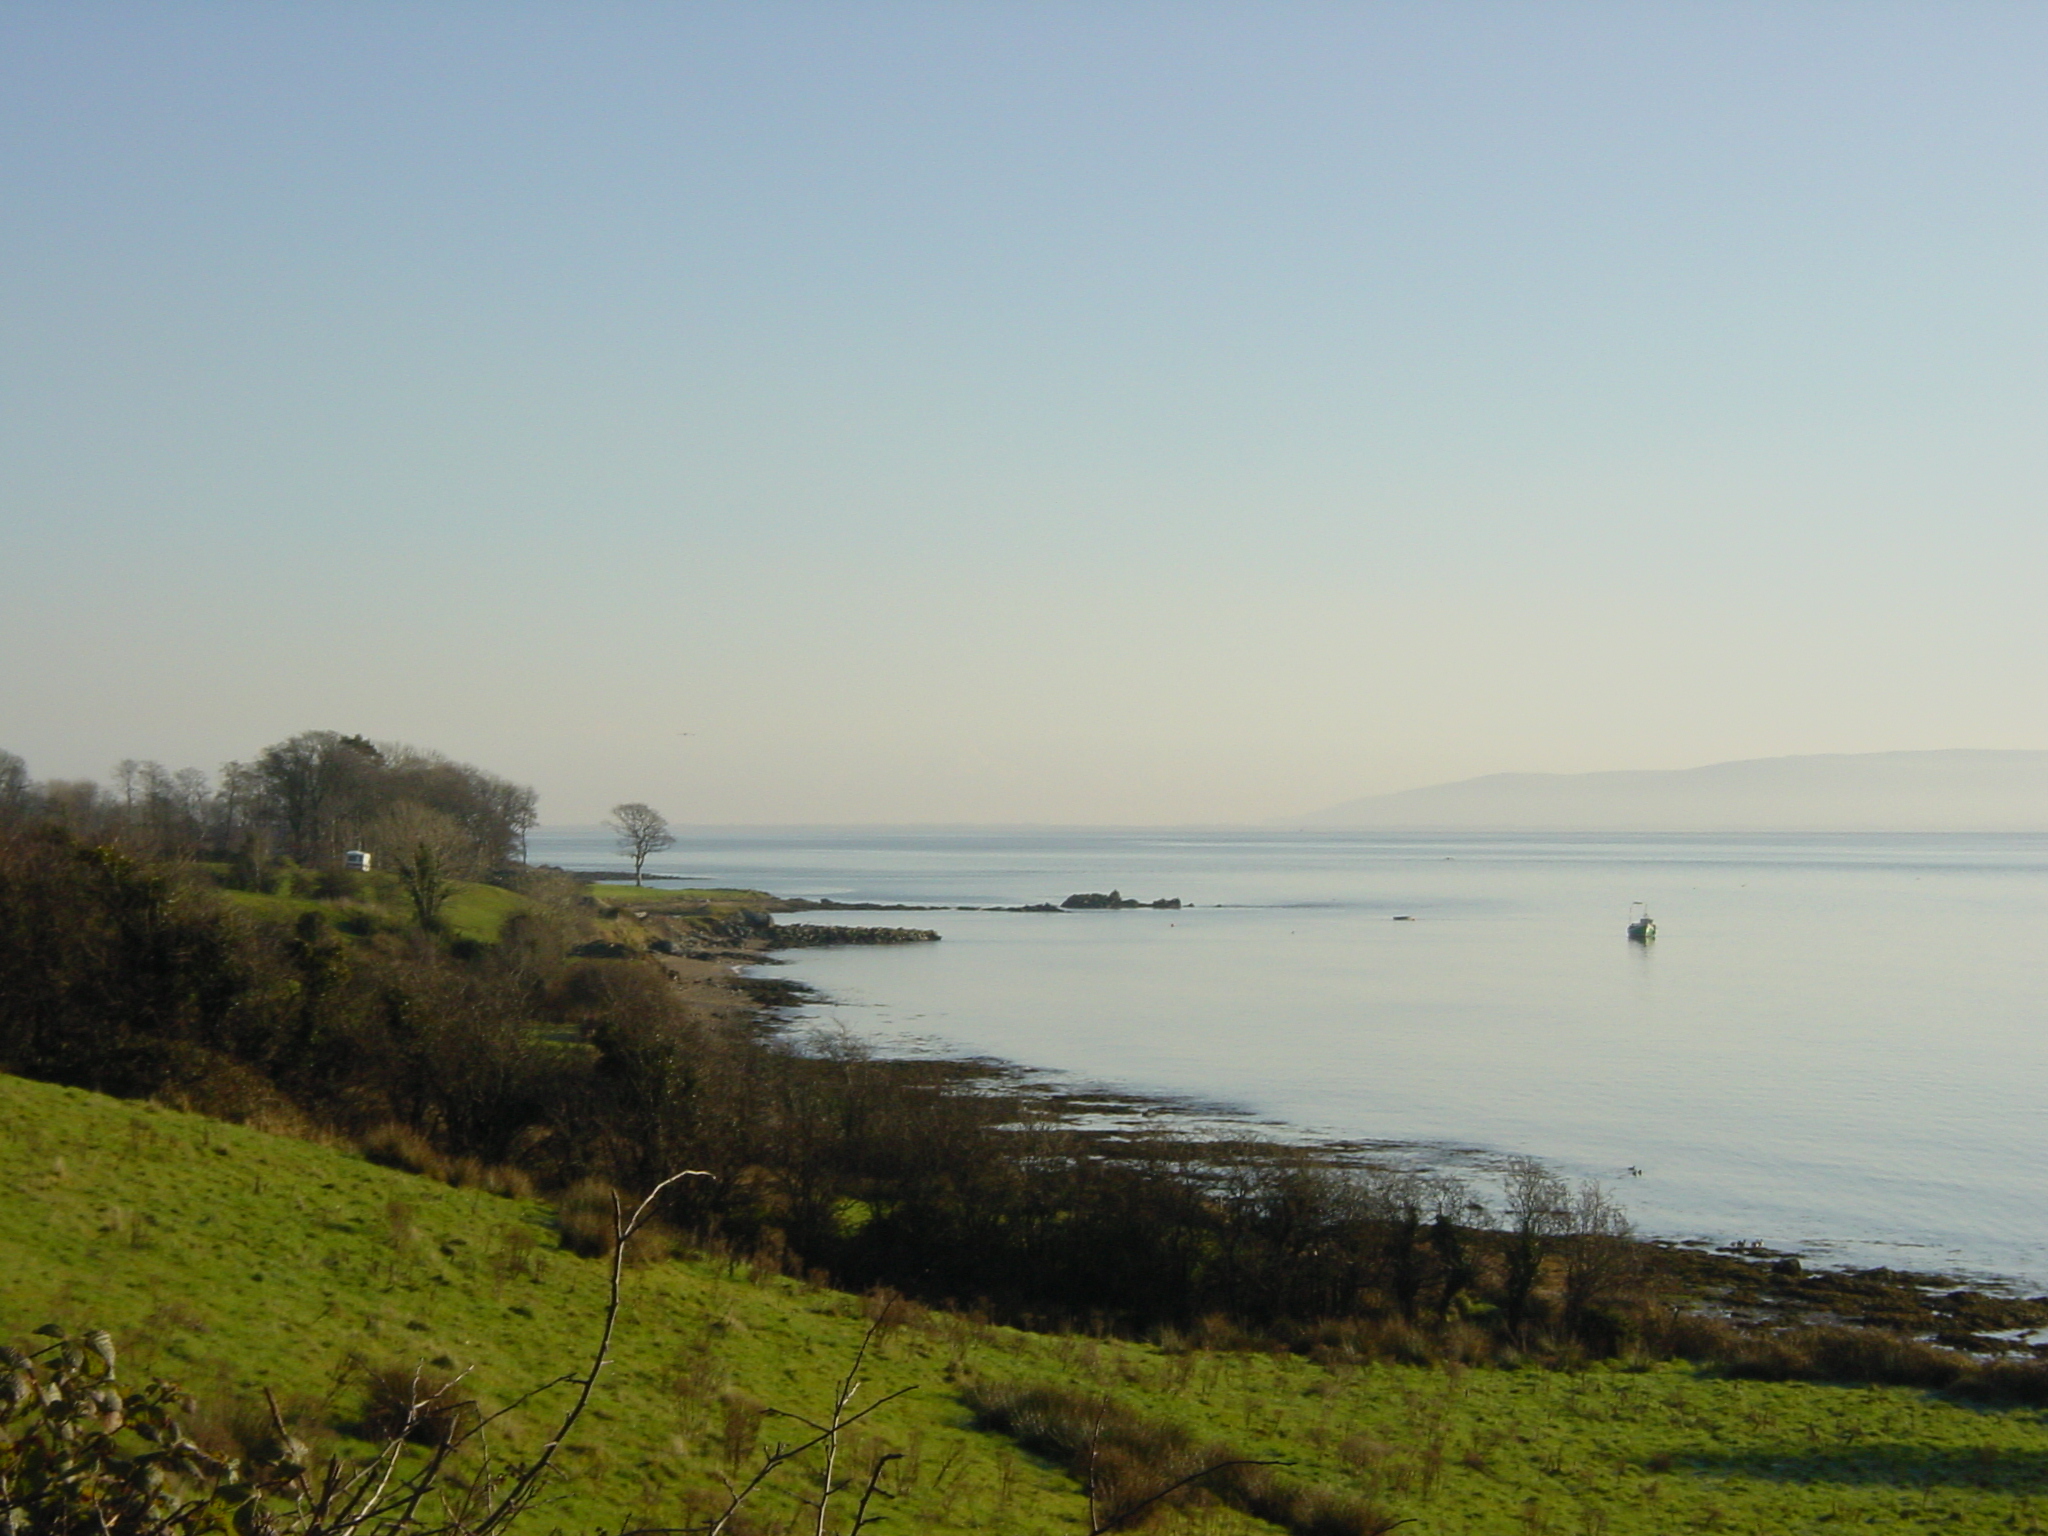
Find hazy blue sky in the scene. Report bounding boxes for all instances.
[4,3,2044,823]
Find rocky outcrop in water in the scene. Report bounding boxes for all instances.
[1060,890,1182,910]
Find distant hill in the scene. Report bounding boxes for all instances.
[1294,751,2048,831]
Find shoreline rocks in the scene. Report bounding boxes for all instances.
[765,922,941,949]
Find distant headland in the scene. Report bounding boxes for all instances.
[1293,749,2048,831]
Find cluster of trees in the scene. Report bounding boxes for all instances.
[0,792,1642,1352]
[0,749,234,852]
[0,733,538,882]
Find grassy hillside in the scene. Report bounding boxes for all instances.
[216,872,539,944]
[7,1073,2048,1533]
[0,1073,1111,1534]
[216,873,772,947]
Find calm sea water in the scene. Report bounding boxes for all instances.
[529,828,2048,1289]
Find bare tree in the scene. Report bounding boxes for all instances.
[113,758,144,812]
[489,779,540,865]
[606,802,675,886]
[0,749,31,821]
[1499,1157,1571,1341]
[201,759,269,869]
[1557,1179,1638,1339]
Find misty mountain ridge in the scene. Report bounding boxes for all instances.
[1296,750,2048,831]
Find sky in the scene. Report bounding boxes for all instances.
[4,2,2045,824]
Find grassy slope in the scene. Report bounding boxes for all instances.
[218,879,763,943]
[437,881,536,942]
[6,1073,2048,1534]
[219,878,535,942]
[0,1074,1189,1535]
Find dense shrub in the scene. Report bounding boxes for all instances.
[0,827,295,1099]
[356,1362,477,1448]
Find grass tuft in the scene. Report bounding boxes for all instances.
[360,1123,446,1179]
[555,1178,625,1257]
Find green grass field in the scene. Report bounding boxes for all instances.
[585,884,780,911]
[6,1072,2047,1533]
[437,880,537,941]
[214,872,761,950]
[218,875,535,942]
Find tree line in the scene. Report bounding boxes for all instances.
[0,733,537,879]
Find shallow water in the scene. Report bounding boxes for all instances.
[530,828,2048,1288]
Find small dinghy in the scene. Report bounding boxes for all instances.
[1627,902,1656,943]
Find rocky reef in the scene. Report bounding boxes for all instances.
[765,922,941,948]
